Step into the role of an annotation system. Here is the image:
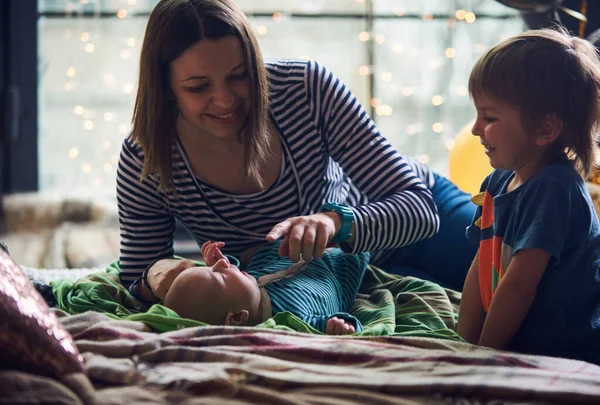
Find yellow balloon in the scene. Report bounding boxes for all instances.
[448,121,493,195]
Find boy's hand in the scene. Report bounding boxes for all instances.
[201,241,226,266]
[326,317,355,335]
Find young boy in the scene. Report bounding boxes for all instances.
[457,28,600,364]
[154,240,369,335]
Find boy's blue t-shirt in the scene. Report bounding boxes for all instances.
[245,241,369,333]
[466,157,600,364]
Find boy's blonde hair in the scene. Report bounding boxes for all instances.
[469,28,600,177]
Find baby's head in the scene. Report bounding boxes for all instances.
[162,256,262,326]
[469,28,600,177]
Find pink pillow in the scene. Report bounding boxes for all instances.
[0,249,85,378]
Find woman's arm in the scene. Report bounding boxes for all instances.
[478,248,549,350]
[117,138,175,295]
[267,62,439,261]
[457,251,486,344]
[308,61,439,253]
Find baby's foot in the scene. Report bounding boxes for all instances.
[326,317,355,335]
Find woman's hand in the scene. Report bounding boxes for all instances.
[201,241,226,266]
[326,317,356,335]
[266,212,340,262]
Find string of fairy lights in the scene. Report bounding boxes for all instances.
[40,0,520,192]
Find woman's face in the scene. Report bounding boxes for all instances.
[169,35,251,141]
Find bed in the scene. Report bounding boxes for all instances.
[3,257,600,405]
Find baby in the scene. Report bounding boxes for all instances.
[158,240,369,335]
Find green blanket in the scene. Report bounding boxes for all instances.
[50,261,464,342]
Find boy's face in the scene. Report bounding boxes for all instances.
[162,257,261,324]
[471,93,544,176]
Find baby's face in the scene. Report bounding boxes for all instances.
[162,256,261,324]
[197,255,260,301]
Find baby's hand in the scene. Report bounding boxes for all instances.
[201,241,226,266]
[326,317,356,335]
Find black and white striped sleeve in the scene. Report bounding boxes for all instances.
[116,138,176,287]
[307,61,439,253]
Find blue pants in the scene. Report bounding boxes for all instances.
[381,173,477,291]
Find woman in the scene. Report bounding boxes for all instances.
[118,0,476,302]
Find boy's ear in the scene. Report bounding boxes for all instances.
[536,113,563,146]
[224,310,249,326]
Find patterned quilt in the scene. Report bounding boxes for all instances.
[3,265,599,404]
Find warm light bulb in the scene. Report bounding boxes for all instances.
[74,105,85,115]
[432,95,444,106]
[358,66,370,76]
[272,12,283,22]
[84,43,95,53]
[418,154,430,164]
[402,87,413,97]
[103,112,114,121]
[375,34,386,44]
[102,72,116,87]
[465,12,476,24]
[429,59,441,69]
[370,98,380,107]
[120,50,131,59]
[445,140,456,150]
[82,164,92,174]
[80,32,89,42]
[358,31,370,42]
[127,37,136,47]
[457,86,468,96]
[406,124,420,135]
[445,48,456,58]
[432,122,444,133]
[122,84,134,94]
[84,120,94,130]
[393,44,404,54]
[456,10,466,20]
[375,105,393,116]
[117,9,128,19]
[128,0,136,5]
[66,67,76,77]
[68,148,79,159]
[381,72,393,82]
[257,25,267,35]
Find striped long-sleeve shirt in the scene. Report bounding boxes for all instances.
[249,241,369,333]
[117,59,439,287]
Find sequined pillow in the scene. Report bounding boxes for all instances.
[0,249,85,378]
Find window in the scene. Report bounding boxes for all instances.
[37,0,522,197]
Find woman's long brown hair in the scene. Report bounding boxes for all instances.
[131,0,271,192]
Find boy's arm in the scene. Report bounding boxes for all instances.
[457,251,486,344]
[478,248,550,350]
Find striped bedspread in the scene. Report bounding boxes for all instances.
[2,308,599,404]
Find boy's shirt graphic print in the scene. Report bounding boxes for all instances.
[472,191,511,312]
